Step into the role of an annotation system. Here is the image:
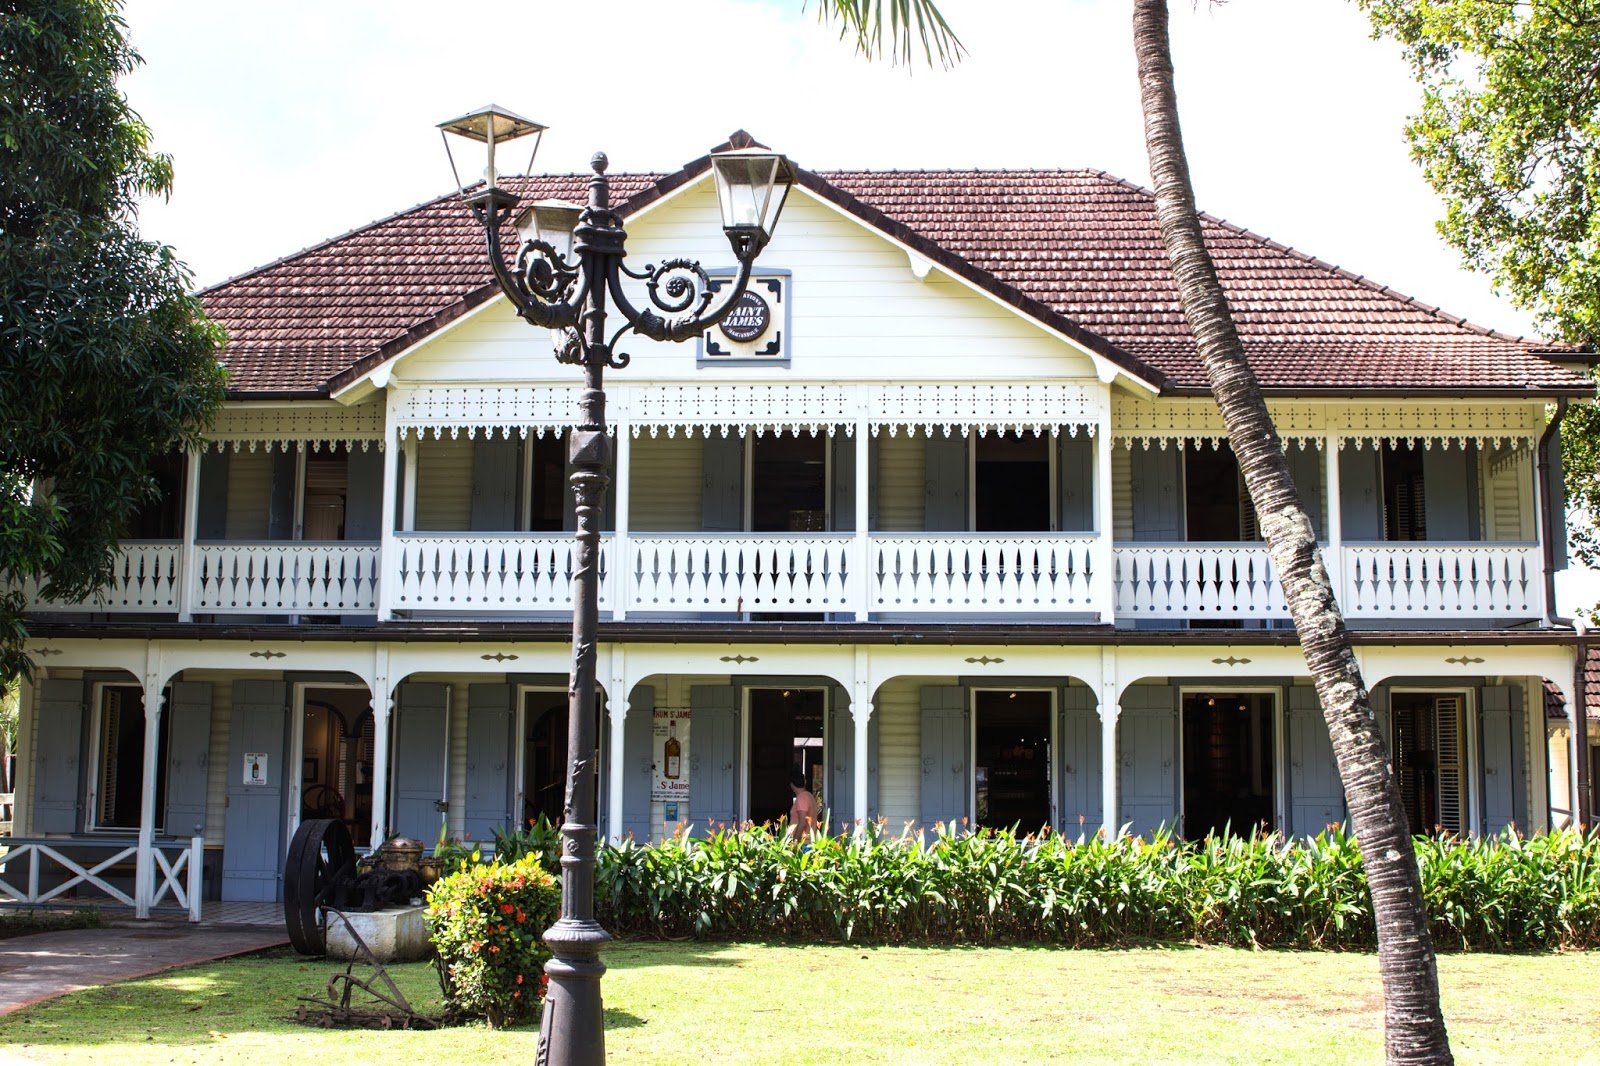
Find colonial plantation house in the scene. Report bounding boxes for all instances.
[6,136,1597,913]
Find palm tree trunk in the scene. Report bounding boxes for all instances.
[1131,3,1451,1062]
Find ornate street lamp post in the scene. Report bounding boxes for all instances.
[439,107,793,1066]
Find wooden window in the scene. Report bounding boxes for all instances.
[974,432,1051,532]
[302,451,348,540]
[750,432,827,532]
[1382,445,1427,541]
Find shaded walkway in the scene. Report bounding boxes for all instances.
[0,922,287,1016]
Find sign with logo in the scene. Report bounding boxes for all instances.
[701,272,789,362]
[243,753,269,786]
[719,290,771,343]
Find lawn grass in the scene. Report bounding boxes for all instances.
[2,942,1595,1064]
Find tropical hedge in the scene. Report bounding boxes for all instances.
[595,823,1600,951]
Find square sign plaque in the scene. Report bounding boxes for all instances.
[698,270,790,364]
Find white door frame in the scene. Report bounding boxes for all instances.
[969,686,1059,831]
[514,684,569,827]
[84,680,153,834]
[1176,685,1286,835]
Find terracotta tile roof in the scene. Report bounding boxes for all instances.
[202,163,1593,396]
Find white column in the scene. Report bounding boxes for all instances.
[13,672,35,837]
[401,438,418,532]
[377,419,400,621]
[177,448,202,622]
[369,675,393,849]
[135,661,165,919]
[612,405,632,621]
[1323,433,1344,601]
[852,685,873,828]
[854,400,871,621]
[607,648,628,844]
[1094,411,1116,624]
[1099,647,1120,838]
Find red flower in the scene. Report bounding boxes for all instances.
[515,912,526,923]
[499,903,515,915]
[516,974,524,985]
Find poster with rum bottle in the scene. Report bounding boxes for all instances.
[651,708,691,802]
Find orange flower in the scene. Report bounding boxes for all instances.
[516,974,524,985]
[515,912,526,923]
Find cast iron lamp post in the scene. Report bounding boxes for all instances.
[439,106,793,1066]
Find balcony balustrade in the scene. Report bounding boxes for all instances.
[23,536,1546,624]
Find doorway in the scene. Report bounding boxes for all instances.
[295,686,373,848]
[518,689,602,829]
[1182,692,1276,839]
[973,432,1051,532]
[1389,691,1466,835]
[973,690,1053,831]
[746,688,825,825]
[749,432,828,532]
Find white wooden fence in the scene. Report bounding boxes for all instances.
[0,836,203,921]
[192,542,380,613]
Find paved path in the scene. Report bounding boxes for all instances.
[0,923,288,1016]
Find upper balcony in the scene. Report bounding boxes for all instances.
[21,389,1555,629]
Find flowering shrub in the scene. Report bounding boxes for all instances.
[595,822,1600,951]
[425,855,559,1027]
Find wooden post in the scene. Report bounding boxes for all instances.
[1324,432,1344,603]
[187,834,204,922]
[136,668,165,919]
[854,399,871,621]
[369,672,392,848]
[1099,648,1120,838]
[1094,408,1116,623]
[178,448,202,622]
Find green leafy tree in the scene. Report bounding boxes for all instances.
[819,2,1453,1060]
[0,0,226,680]
[1360,0,1600,574]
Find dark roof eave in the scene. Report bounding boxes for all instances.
[1164,384,1596,400]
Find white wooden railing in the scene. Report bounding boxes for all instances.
[22,541,184,612]
[1340,542,1541,618]
[0,836,203,921]
[390,533,611,612]
[22,535,1547,622]
[1113,543,1288,620]
[191,542,380,613]
[625,534,854,613]
[871,535,1100,613]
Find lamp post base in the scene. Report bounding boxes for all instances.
[537,916,610,1065]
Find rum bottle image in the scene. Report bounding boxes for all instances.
[664,719,682,779]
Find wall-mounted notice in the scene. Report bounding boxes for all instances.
[243,753,269,786]
[651,708,690,802]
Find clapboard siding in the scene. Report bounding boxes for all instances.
[1112,445,1133,542]
[396,183,1102,383]
[876,676,951,827]
[225,449,273,539]
[415,438,475,531]
[875,433,925,531]
[631,431,703,531]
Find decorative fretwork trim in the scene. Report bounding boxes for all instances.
[1111,398,1542,452]
[869,383,1099,438]
[204,402,385,452]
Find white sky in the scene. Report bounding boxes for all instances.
[122,0,1537,338]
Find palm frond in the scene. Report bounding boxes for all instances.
[808,0,966,70]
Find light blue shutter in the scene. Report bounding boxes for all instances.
[1480,685,1522,836]
[391,683,449,843]
[1286,446,1324,538]
[1288,686,1346,838]
[267,449,297,540]
[1119,685,1177,837]
[164,682,212,838]
[223,680,288,902]
[196,451,230,539]
[32,679,86,833]
[1058,687,1102,836]
[1130,446,1182,540]
[344,446,384,541]
[689,685,738,831]
[471,435,520,532]
[919,685,967,828]
[1057,433,1095,532]
[622,687,655,843]
[923,433,968,532]
[1424,445,1475,541]
[464,684,513,842]
[1339,448,1383,541]
[832,434,855,533]
[701,433,744,532]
